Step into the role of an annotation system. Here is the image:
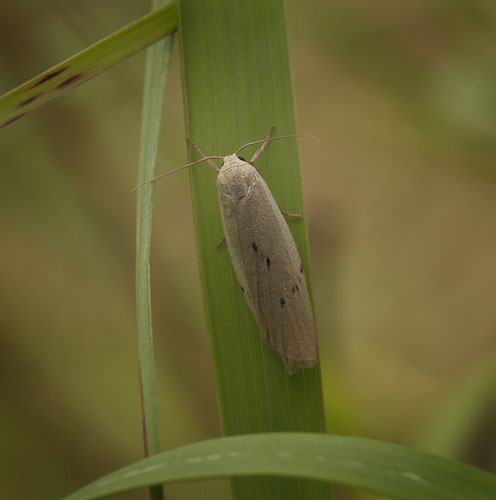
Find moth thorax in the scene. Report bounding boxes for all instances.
[217,159,258,199]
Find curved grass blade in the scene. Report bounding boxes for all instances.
[60,433,496,500]
[0,2,177,129]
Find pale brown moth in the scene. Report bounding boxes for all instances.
[134,127,317,374]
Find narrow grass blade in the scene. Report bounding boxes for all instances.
[135,3,175,500]
[60,433,496,500]
[0,2,177,129]
[420,358,496,458]
[177,1,329,498]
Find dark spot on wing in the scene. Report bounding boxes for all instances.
[240,285,245,293]
[300,264,304,273]
[27,66,69,90]
[251,243,258,253]
[56,72,85,90]
[266,257,271,268]
[280,298,286,306]
[292,283,299,293]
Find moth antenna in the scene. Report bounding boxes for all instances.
[187,137,221,172]
[131,156,223,192]
[235,133,313,155]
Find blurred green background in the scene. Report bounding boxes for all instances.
[1,1,495,499]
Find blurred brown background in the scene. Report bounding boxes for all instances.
[1,1,495,499]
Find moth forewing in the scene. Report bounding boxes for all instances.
[216,155,317,374]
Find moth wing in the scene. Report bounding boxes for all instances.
[220,169,317,374]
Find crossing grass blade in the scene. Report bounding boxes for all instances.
[0,2,177,129]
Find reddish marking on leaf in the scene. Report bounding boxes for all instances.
[56,73,85,90]
[27,66,69,90]
[17,93,44,108]
[0,112,27,129]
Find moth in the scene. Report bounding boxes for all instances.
[135,127,317,374]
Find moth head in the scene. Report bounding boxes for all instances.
[220,153,247,168]
[217,156,258,198]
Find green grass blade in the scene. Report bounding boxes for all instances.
[177,0,329,498]
[420,358,496,458]
[59,433,496,500]
[135,2,175,500]
[0,2,177,129]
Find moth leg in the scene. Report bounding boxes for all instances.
[280,208,302,219]
[250,125,275,164]
[216,237,226,249]
[187,138,220,172]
